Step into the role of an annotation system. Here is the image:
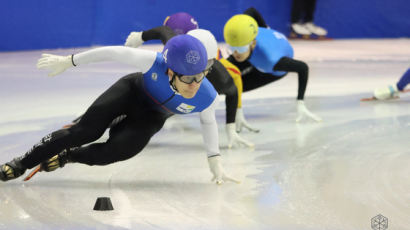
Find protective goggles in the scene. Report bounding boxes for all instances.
[174,71,206,84]
[228,44,251,54]
[173,59,214,84]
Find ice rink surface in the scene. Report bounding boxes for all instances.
[0,39,409,230]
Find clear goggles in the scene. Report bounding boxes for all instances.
[228,44,251,54]
[174,59,214,84]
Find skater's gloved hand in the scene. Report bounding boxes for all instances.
[373,85,399,100]
[207,155,240,185]
[226,123,254,149]
[37,54,74,77]
[124,31,144,48]
[235,108,260,133]
[296,100,322,122]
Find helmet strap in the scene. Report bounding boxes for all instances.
[166,69,179,93]
[170,73,179,92]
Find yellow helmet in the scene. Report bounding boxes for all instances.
[223,14,258,47]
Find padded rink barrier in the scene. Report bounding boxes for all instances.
[1,0,409,51]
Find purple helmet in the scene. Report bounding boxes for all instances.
[162,35,207,75]
[163,12,199,35]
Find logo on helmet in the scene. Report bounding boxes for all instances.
[190,18,198,26]
[186,50,200,64]
[250,24,257,35]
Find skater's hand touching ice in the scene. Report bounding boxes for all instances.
[226,123,254,149]
[207,155,240,185]
[37,54,74,77]
[296,100,322,122]
[235,108,260,133]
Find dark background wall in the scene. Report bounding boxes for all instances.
[1,0,409,51]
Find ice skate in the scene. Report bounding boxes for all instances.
[361,88,410,101]
[41,150,71,172]
[24,149,72,181]
[290,23,312,39]
[360,96,400,101]
[304,22,328,39]
[0,157,27,181]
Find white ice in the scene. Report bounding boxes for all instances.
[0,39,409,230]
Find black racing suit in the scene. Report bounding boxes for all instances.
[21,73,171,168]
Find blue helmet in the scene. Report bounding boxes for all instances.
[162,35,208,75]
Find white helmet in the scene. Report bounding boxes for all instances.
[373,85,398,100]
[187,29,218,60]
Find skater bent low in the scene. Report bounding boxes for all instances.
[0,35,238,185]
[223,8,322,126]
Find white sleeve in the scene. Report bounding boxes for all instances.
[199,95,220,157]
[73,46,157,73]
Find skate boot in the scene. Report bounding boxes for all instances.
[24,148,77,181]
[304,22,328,38]
[40,149,73,172]
[290,23,312,39]
[0,157,27,181]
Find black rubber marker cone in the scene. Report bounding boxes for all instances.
[93,197,114,211]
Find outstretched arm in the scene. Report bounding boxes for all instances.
[125,26,176,48]
[37,46,157,76]
[217,58,259,133]
[142,26,177,44]
[200,96,240,184]
[199,96,220,158]
[274,57,308,100]
[207,60,238,124]
[73,46,156,73]
[274,57,322,122]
